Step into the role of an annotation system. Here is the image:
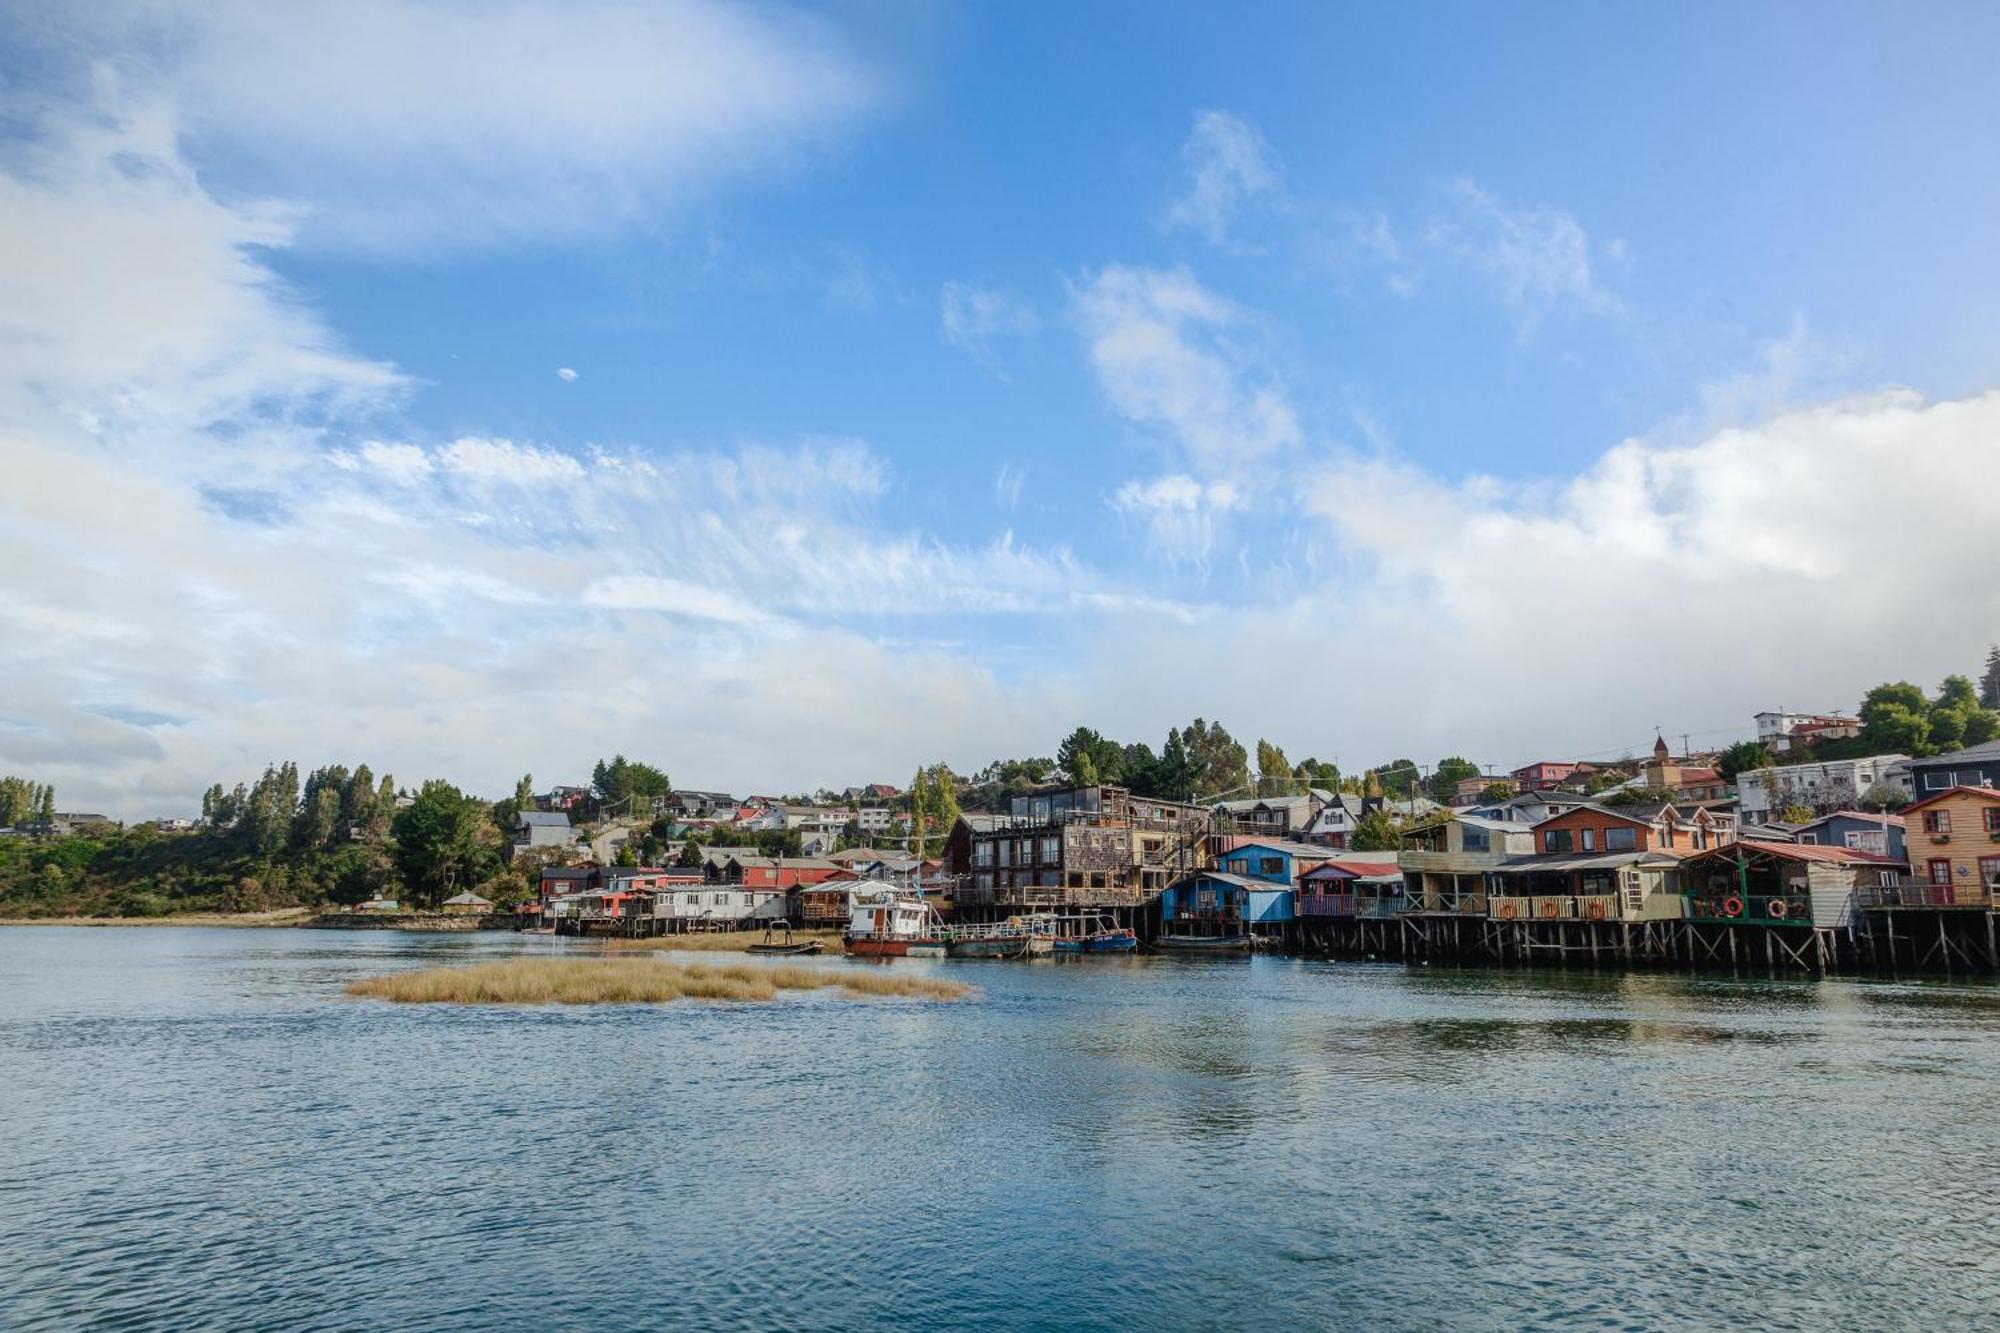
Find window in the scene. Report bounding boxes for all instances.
[1986,809,2000,833]
[1545,829,1573,853]
[1798,832,1818,844]
[1929,859,1953,886]
[974,843,994,867]
[1580,828,1596,852]
[1604,826,1636,852]
[1040,836,1060,863]
[1462,828,1489,852]
[1981,857,2000,887]
[1257,856,1285,878]
[1926,772,1950,790]
[1924,810,1952,835]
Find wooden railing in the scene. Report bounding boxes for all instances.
[1489,894,1621,922]
[1854,881,1994,910]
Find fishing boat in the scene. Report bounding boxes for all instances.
[745,922,825,956]
[1150,932,1254,955]
[1049,912,1139,954]
[845,892,947,958]
[945,916,1054,959]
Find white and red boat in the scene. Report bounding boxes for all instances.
[845,891,947,958]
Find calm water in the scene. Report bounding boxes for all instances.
[4,929,2000,1330]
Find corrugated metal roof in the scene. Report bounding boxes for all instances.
[1688,839,1904,866]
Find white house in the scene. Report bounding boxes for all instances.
[649,883,786,929]
[1737,753,1911,823]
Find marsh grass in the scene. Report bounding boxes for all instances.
[609,929,846,953]
[343,956,968,1005]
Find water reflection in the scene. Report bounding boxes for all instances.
[3,929,2000,1330]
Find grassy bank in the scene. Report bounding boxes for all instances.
[609,929,846,953]
[344,956,969,1005]
[0,908,317,928]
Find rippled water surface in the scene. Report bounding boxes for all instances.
[4,928,2000,1330]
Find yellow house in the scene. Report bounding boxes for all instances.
[1901,786,2000,904]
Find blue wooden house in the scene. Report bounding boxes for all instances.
[1793,810,1907,863]
[1161,839,1337,931]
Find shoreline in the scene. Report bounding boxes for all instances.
[0,909,318,928]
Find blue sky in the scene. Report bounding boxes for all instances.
[4,1,1999,815]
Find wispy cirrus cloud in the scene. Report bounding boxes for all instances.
[1165,109,1283,247]
[9,0,885,255]
[940,281,1040,373]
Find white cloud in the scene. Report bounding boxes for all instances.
[1166,110,1282,247]
[21,0,883,254]
[940,281,1039,371]
[0,98,1121,818]
[1110,474,1242,567]
[994,462,1026,510]
[1425,178,1618,331]
[1072,264,1299,474]
[556,367,578,384]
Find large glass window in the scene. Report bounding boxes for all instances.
[1545,829,1573,853]
[1604,826,1637,851]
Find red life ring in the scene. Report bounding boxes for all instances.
[1585,900,1608,921]
[1539,899,1561,919]
[1721,896,1744,918]
[1767,898,1788,920]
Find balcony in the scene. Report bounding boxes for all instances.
[1489,893,1621,923]
[1855,880,1994,910]
[1684,894,1812,925]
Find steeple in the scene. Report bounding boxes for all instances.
[1653,733,1671,760]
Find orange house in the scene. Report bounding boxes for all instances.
[1901,786,2000,903]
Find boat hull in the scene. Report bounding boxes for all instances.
[1053,931,1139,954]
[947,935,1054,959]
[845,936,947,959]
[745,941,824,956]
[1151,934,1254,955]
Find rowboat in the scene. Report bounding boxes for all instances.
[745,923,825,955]
[1150,933,1254,955]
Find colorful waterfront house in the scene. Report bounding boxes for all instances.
[1895,786,2000,907]
[1792,810,1906,862]
[1486,804,1690,923]
[1160,871,1262,934]
[1206,837,1346,925]
[1214,794,1314,838]
[1297,856,1406,919]
[1678,840,1904,928]
[1398,815,1536,914]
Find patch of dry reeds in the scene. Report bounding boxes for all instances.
[342,956,968,1005]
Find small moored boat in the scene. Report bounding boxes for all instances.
[1049,912,1138,954]
[945,916,1054,959]
[1151,933,1254,955]
[845,892,947,958]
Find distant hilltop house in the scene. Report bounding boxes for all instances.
[536,785,592,813]
[1637,735,1732,805]
[51,812,117,835]
[1737,753,1912,824]
[1754,709,1861,754]
[1509,761,1598,792]
[665,790,734,818]
[509,810,577,861]
[841,783,903,802]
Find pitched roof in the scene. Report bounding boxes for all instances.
[1912,739,2000,766]
[1217,836,1336,860]
[1302,859,1405,882]
[1683,839,1903,866]
[1901,784,2000,814]
[518,811,571,828]
[1803,810,1906,829]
